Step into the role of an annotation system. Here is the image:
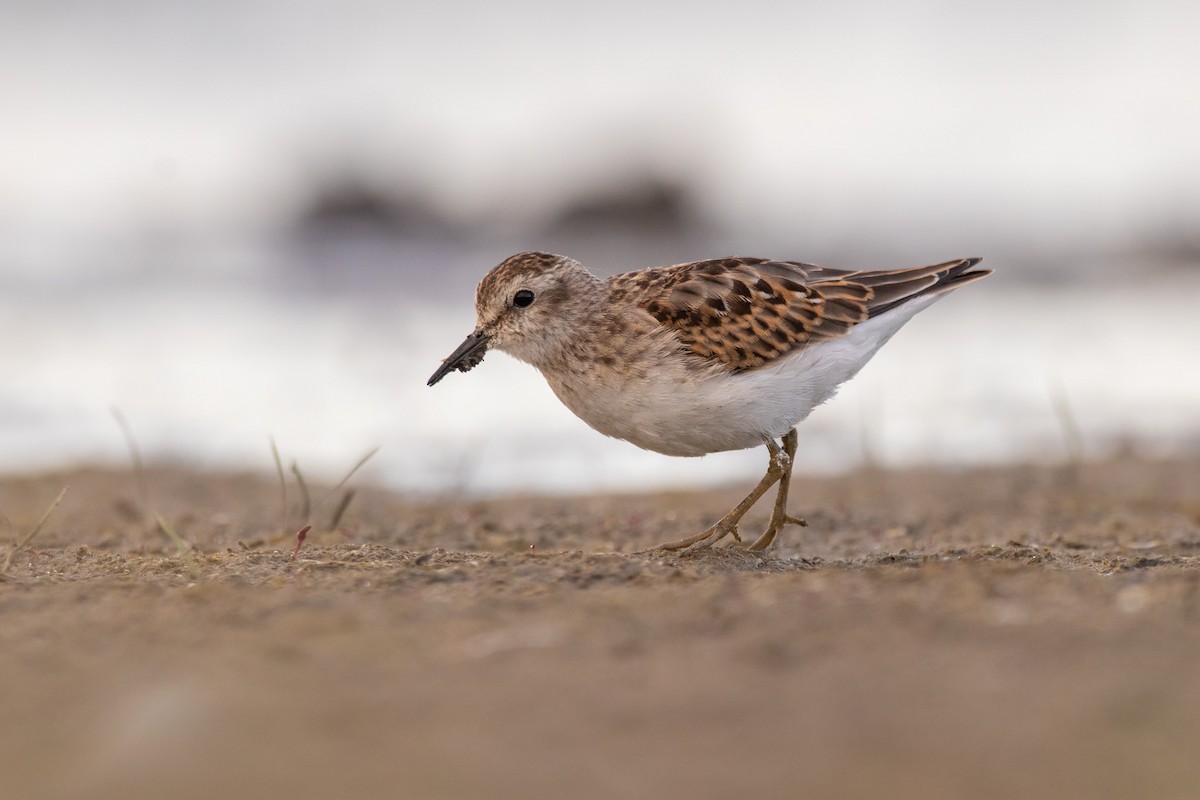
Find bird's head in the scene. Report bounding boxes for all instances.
[427,252,598,386]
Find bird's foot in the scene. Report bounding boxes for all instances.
[651,521,739,554]
[736,513,808,553]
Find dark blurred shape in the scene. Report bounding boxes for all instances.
[293,176,456,239]
[531,174,724,271]
[545,176,695,237]
[280,168,485,299]
[1134,223,1200,275]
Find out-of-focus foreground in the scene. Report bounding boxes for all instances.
[1,458,1199,799]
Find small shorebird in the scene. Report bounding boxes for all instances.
[428,252,989,553]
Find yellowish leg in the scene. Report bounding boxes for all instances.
[653,438,787,553]
[742,428,808,552]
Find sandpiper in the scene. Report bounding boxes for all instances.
[429,252,989,553]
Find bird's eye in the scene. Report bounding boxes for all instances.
[513,289,535,308]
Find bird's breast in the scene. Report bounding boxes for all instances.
[540,355,804,457]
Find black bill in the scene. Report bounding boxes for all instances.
[427,331,490,386]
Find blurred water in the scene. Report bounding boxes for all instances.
[3,0,1198,495]
[2,237,1196,494]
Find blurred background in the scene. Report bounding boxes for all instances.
[1,0,1197,493]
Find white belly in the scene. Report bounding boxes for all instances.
[543,296,938,457]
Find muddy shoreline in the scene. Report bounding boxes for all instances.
[2,458,1199,799]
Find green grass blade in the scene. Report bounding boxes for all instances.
[156,515,201,580]
[2,487,69,573]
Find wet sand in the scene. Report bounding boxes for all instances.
[2,458,1199,799]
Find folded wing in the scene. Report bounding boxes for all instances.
[611,257,989,372]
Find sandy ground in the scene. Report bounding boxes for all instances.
[2,457,1200,800]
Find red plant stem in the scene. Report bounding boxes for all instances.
[290,525,311,561]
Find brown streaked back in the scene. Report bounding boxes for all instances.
[609,257,990,372]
